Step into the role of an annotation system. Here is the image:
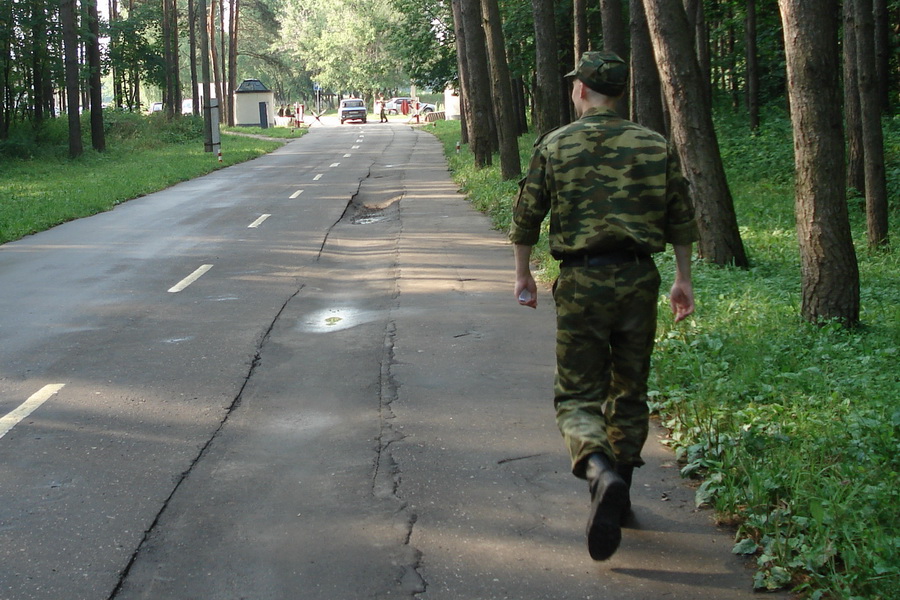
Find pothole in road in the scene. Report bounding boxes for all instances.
[344,193,401,226]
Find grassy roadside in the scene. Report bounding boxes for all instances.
[0,113,298,244]
[427,115,899,600]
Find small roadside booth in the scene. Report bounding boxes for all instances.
[234,79,275,128]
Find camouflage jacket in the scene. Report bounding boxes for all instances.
[508,106,699,257]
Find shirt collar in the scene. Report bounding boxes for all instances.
[580,106,619,119]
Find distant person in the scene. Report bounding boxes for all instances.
[509,51,698,561]
[379,98,388,123]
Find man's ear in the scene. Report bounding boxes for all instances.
[575,80,588,99]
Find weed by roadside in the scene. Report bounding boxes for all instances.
[428,113,899,600]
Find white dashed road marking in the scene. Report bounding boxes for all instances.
[0,384,66,440]
[289,190,304,198]
[248,214,271,228]
[168,264,213,293]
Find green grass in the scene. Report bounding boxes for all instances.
[221,124,308,139]
[428,113,899,600]
[0,112,290,244]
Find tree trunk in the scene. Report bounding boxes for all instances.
[189,0,199,115]
[843,1,865,194]
[531,0,562,135]
[162,0,173,115]
[683,0,712,105]
[854,0,889,247]
[873,0,890,112]
[218,0,227,123]
[61,0,83,158]
[30,1,47,124]
[0,0,11,138]
[86,0,105,150]
[512,77,528,135]
[209,0,223,122]
[199,0,213,151]
[778,0,859,326]
[129,0,141,111]
[0,2,12,140]
[630,0,665,134]
[574,0,588,60]
[642,0,748,267]
[600,0,629,117]
[459,0,493,167]
[450,0,471,146]
[227,0,239,126]
[481,0,521,179]
[745,0,759,131]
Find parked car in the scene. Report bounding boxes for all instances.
[338,98,367,124]
[384,97,436,115]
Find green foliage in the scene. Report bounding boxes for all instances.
[106,2,166,98]
[430,107,900,599]
[388,0,456,91]
[278,0,406,98]
[0,113,285,245]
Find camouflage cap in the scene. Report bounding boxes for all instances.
[566,51,628,96]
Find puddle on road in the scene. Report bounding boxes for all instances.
[297,307,380,333]
[353,215,389,225]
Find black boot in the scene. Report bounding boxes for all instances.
[616,464,635,527]
[584,453,628,561]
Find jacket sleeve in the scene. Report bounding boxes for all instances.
[663,142,700,246]
[509,145,550,246]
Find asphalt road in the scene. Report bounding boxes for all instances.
[0,118,783,600]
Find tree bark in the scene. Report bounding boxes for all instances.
[512,77,528,135]
[198,0,213,151]
[745,0,759,131]
[459,0,494,167]
[451,0,471,145]
[642,0,748,267]
[162,0,174,115]
[61,0,83,158]
[0,0,11,138]
[873,0,890,112]
[683,0,711,104]
[843,1,865,194]
[481,0,521,179]
[209,0,223,122]
[227,0,239,126]
[187,0,198,115]
[600,0,629,117]
[531,0,562,135]
[854,0,889,247]
[574,0,588,61]
[629,0,665,134]
[778,0,859,326]
[86,0,105,150]
[218,0,227,122]
[30,1,48,124]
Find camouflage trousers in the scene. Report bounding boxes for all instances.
[552,257,660,479]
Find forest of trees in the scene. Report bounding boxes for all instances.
[1,0,897,326]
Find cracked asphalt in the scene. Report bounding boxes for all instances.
[0,119,785,600]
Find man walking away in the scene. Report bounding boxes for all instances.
[509,51,698,561]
